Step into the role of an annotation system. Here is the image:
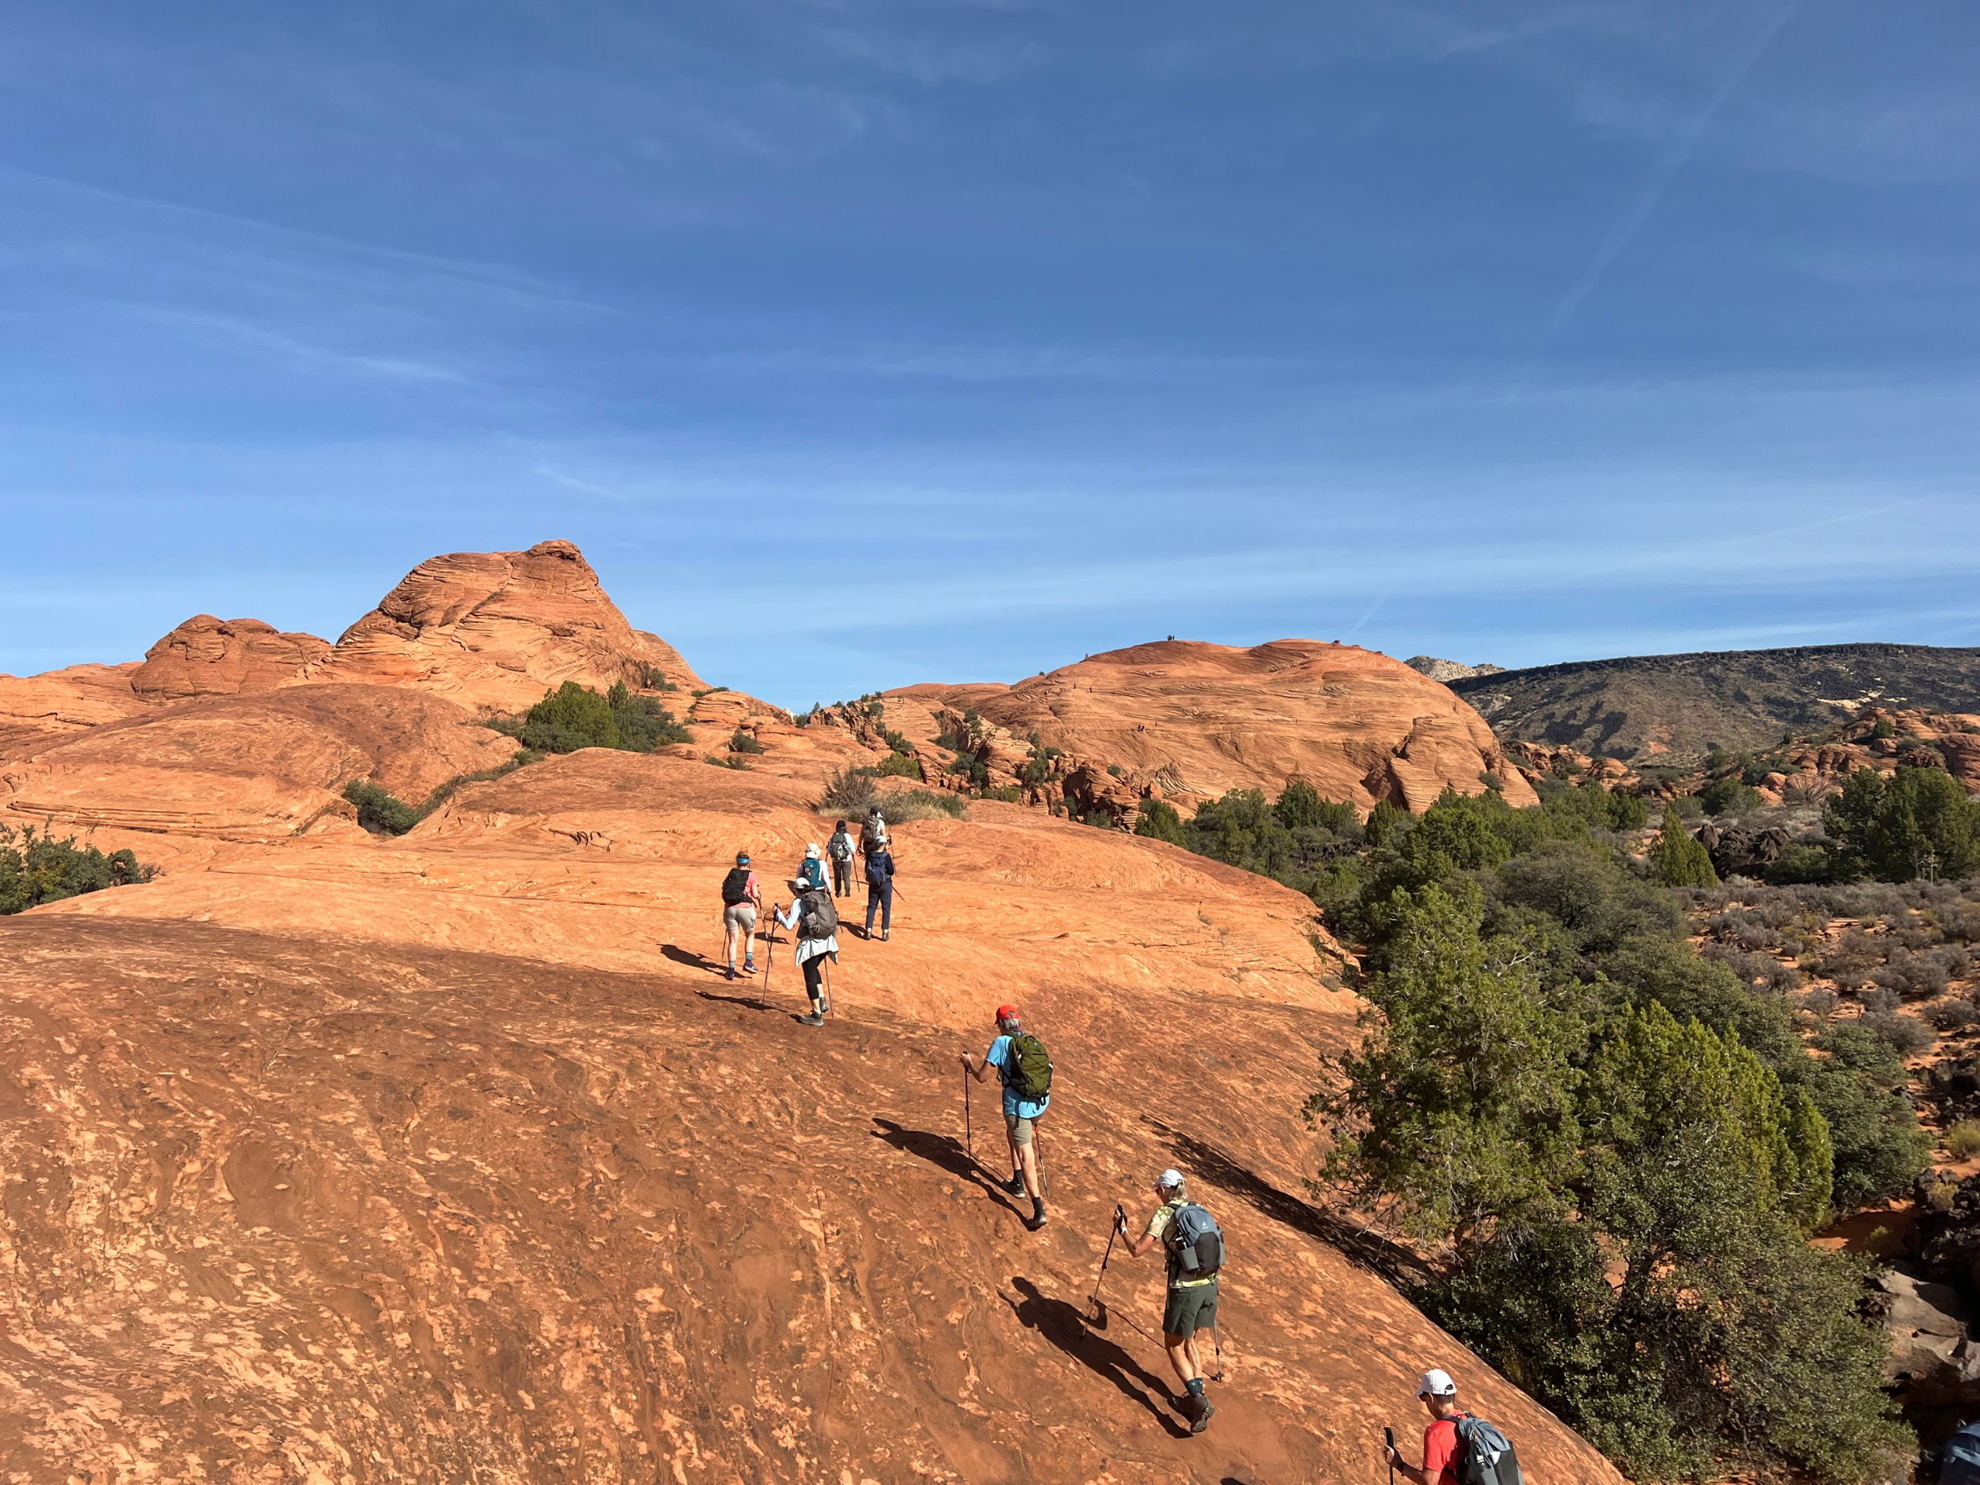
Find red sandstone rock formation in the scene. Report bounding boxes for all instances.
[891,639,1538,817]
[4,743,1626,1484]
[0,662,149,760]
[130,614,331,699]
[295,539,706,711]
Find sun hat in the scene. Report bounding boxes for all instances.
[1156,1169,1184,1191]
[805,842,822,859]
[1417,1369,1457,1398]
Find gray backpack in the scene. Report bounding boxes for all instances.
[1453,1416,1523,1485]
[798,888,839,941]
[1941,1421,1980,1484]
[1164,1202,1225,1278]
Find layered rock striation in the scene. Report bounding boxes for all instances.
[130,614,331,700]
[295,539,707,711]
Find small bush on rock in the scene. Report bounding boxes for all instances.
[0,823,154,914]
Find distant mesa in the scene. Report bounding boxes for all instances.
[1450,642,1980,763]
[293,538,707,712]
[1404,655,1506,684]
[130,615,331,700]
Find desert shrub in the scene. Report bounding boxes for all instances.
[1803,988,1841,1019]
[1930,999,1980,1032]
[1650,807,1719,888]
[729,730,767,755]
[1826,766,1980,882]
[707,755,751,770]
[1871,717,1897,740]
[1135,798,1187,846]
[975,784,1023,803]
[1700,777,1764,816]
[639,665,678,691]
[514,681,691,754]
[1315,886,1907,1482]
[1670,793,1706,820]
[343,780,422,836]
[1362,797,1409,848]
[0,823,153,914]
[883,788,969,822]
[866,751,922,780]
[1861,1011,1935,1058]
[1275,779,1360,837]
[819,768,879,815]
[1766,842,1843,885]
[1948,1121,1980,1160]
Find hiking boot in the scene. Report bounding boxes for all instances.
[725,965,737,981]
[799,1011,825,1026]
[1026,1204,1048,1232]
[744,958,756,973]
[1003,1173,1025,1196]
[1190,1397,1215,1434]
[881,929,890,942]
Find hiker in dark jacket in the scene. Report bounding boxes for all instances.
[718,852,760,981]
[958,1003,1049,1230]
[864,843,896,940]
[827,820,856,897]
[773,876,840,1026]
[1118,1168,1218,1433]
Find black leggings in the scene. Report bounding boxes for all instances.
[802,954,826,1003]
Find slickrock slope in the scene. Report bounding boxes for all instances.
[296,540,707,711]
[892,640,1537,815]
[2,743,1624,1485]
[0,661,149,760]
[130,615,333,700]
[0,686,515,850]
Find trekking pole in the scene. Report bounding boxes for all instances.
[764,908,777,993]
[1087,1204,1125,1325]
[963,1066,973,1166]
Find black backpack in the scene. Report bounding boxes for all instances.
[1452,1416,1524,1485]
[1002,1032,1052,1100]
[720,867,752,905]
[1163,1201,1225,1278]
[798,888,839,940]
[865,852,891,887]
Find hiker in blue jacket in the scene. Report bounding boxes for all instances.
[959,1004,1049,1231]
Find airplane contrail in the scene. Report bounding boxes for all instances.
[1548,2,1796,337]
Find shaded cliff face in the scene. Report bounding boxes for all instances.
[130,615,332,700]
[296,539,707,711]
[2,740,1626,1485]
[892,639,1538,814]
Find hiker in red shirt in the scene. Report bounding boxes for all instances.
[1385,1369,1465,1485]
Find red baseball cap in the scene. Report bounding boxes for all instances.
[995,1004,1020,1023]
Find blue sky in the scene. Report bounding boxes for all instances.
[3,1,1976,709]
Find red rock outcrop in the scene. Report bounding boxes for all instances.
[0,685,516,846]
[4,743,1627,1485]
[130,614,332,699]
[295,540,707,711]
[892,639,1538,817]
[0,662,149,761]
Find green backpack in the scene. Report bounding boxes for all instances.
[1004,1033,1053,1101]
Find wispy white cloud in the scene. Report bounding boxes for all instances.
[126,306,466,385]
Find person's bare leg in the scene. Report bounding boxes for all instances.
[1164,1333,1199,1387]
[1018,1139,1042,1200]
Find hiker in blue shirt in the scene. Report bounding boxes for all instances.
[959,1003,1051,1231]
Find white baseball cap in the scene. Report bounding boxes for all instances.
[805,842,822,858]
[1155,1169,1184,1190]
[1417,1369,1457,1398]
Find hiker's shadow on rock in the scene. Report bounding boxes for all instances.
[870,1119,1026,1220]
[660,944,725,977]
[1004,1277,1188,1438]
[695,989,775,1012]
[1148,1118,1431,1286]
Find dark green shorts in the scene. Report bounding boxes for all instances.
[1163,1278,1219,1339]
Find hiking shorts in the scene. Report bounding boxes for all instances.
[1163,1278,1218,1340]
[1004,1111,1039,1147]
[722,903,757,933]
